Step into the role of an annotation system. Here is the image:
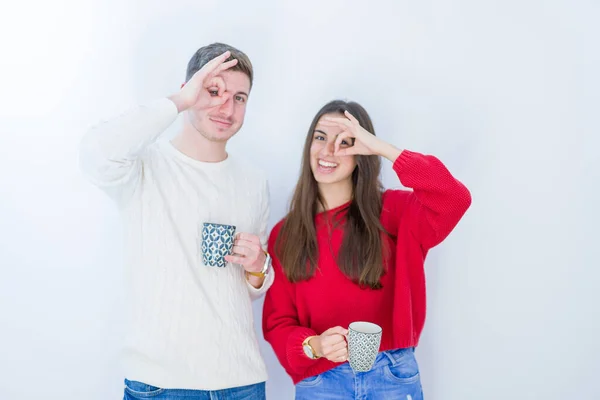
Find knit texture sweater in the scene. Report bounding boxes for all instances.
[80,98,273,390]
[263,150,471,384]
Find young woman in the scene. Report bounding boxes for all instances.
[263,100,471,399]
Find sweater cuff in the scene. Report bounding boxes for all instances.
[246,267,275,301]
[286,327,320,371]
[160,97,180,117]
[392,149,416,174]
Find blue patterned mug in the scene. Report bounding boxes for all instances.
[348,321,382,372]
[201,222,236,268]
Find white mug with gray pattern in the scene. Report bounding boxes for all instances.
[347,321,382,373]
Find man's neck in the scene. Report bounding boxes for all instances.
[317,180,353,212]
[171,123,227,163]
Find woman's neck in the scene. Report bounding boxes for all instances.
[317,179,353,212]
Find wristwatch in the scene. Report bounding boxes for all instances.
[247,251,271,278]
[302,336,320,360]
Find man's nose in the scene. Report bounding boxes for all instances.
[218,93,234,116]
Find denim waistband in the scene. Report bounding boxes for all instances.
[332,347,415,374]
[371,347,415,369]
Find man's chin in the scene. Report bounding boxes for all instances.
[202,130,236,143]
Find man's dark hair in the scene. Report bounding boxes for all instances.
[185,42,253,88]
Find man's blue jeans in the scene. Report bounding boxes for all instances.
[123,379,265,400]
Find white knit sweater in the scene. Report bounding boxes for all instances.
[79,98,273,390]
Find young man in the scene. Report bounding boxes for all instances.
[80,43,273,399]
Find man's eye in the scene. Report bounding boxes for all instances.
[235,96,246,103]
[209,90,218,96]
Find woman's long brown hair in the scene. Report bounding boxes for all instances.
[275,100,389,289]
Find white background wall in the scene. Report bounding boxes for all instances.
[1,0,598,399]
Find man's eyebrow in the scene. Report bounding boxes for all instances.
[235,91,249,97]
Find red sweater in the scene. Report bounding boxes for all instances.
[262,150,472,384]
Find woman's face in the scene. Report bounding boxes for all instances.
[309,113,357,186]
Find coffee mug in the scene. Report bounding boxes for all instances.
[201,222,236,268]
[347,321,382,372]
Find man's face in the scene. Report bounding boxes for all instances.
[187,70,251,142]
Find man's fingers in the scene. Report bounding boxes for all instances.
[231,245,250,257]
[197,75,228,110]
[234,239,261,251]
[200,51,232,76]
[205,76,226,96]
[236,232,261,244]
[224,254,245,265]
[212,58,239,76]
[205,96,228,109]
[204,91,232,109]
